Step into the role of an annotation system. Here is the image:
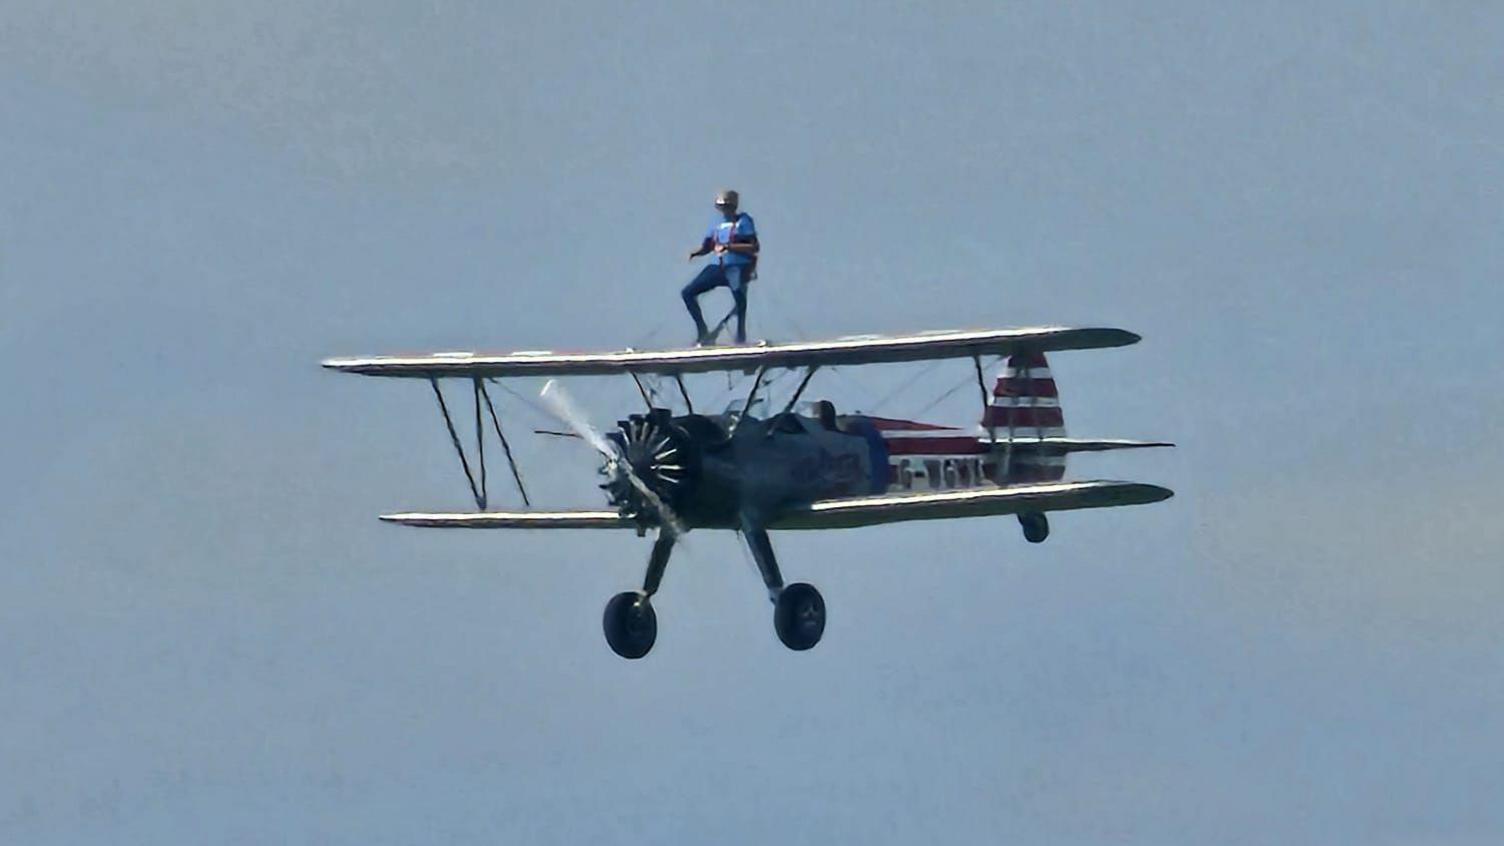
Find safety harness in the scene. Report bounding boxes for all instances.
[717,212,758,281]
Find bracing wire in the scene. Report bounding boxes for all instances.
[867,358,948,416]
[630,314,675,350]
[755,281,888,403]
[756,284,813,342]
[490,379,566,427]
[911,356,1001,420]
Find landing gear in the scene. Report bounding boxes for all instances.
[1019,511,1049,544]
[603,527,829,657]
[602,532,674,659]
[745,525,826,652]
[774,583,826,651]
[603,592,657,659]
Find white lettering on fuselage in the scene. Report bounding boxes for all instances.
[890,457,988,492]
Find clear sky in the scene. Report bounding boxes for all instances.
[3,2,1502,843]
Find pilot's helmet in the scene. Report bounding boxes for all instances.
[814,400,839,430]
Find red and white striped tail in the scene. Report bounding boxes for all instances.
[984,351,1067,482]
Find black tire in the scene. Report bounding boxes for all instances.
[774,583,826,651]
[1019,512,1050,544]
[603,591,657,659]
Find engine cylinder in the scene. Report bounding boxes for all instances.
[603,410,704,527]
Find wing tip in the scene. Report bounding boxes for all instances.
[1097,327,1142,348]
[1135,483,1175,503]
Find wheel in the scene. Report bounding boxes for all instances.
[603,591,657,659]
[774,583,826,651]
[1019,512,1049,544]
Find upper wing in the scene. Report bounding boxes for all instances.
[768,480,1172,530]
[323,326,1140,379]
[381,509,633,529]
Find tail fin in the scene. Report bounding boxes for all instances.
[983,351,1067,482]
[984,351,1065,436]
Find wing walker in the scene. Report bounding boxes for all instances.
[324,327,1173,659]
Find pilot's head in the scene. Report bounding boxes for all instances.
[815,400,838,430]
[714,189,739,218]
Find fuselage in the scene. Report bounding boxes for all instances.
[630,408,1050,531]
[608,351,1068,530]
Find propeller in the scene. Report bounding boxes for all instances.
[539,380,688,537]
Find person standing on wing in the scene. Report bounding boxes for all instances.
[682,189,759,345]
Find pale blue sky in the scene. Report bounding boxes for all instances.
[3,2,1502,843]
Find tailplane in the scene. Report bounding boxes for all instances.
[982,351,1172,483]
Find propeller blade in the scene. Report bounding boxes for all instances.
[539,379,689,538]
[625,469,688,538]
[539,380,616,458]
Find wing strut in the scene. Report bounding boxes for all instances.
[630,372,654,410]
[674,375,694,413]
[478,379,531,507]
[778,366,821,416]
[430,377,486,509]
[473,378,487,505]
[733,364,769,434]
[973,355,993,445]
[974,353,1014,478]
[427,376,533,510]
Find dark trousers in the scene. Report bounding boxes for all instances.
[681,264,750,344]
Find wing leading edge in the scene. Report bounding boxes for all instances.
[323,326,1139,379]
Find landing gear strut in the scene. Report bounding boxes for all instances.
[602,532,674,659]
[745,527,826,651]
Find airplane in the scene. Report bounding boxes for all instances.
[323,327,1173,659]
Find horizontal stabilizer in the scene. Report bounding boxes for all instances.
[978,436,1175,453]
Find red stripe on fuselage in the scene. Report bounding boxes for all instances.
[865,417,957,432]
[883,437,990,455]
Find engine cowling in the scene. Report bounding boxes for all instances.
[602,409,704,529]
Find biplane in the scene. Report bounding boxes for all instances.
[323,327,1173,659]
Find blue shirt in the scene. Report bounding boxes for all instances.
[705,213,757,267]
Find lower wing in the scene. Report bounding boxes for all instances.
[769,480,1172,530]
[378,480,1171,531]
